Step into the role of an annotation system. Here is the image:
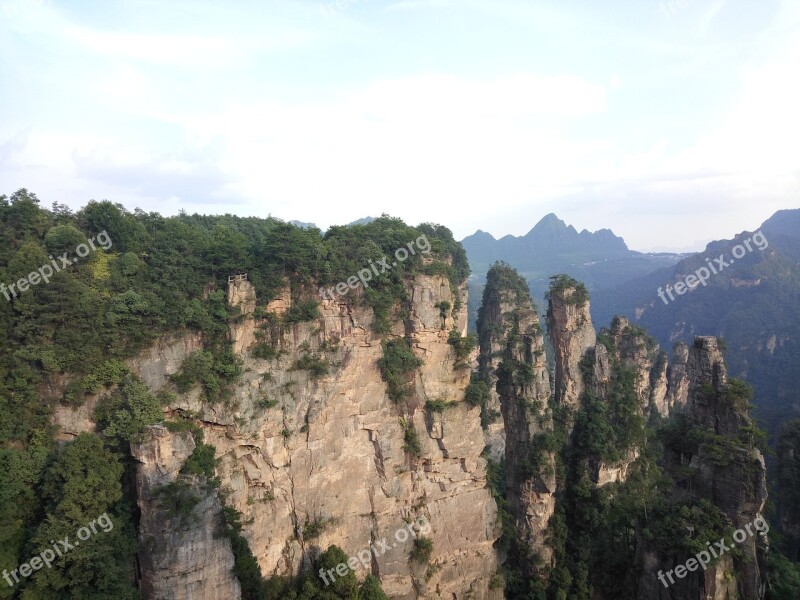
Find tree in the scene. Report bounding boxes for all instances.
[43,224,87,256]
[94,376,164,448]
[22,434,138,599]
[316,546,358,599]
[358,575,389,600]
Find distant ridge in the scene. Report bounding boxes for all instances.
[346,216,376,226]
[461,212,685,331]
[288,220,317,229]
[462,213,629,269]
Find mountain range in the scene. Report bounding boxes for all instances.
[461,213,687,327]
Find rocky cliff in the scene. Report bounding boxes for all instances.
[65,272,493,600]
[476,265,554,573]
[131,424,242,600]
[193,274,500,599]
[634,337,768,600]
[477,268,769,600]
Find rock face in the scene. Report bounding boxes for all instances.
[546,282,595,424]
[160,274,500,599]
[477,266,554,570]
[131,425,242,600]
[52,333,203,442]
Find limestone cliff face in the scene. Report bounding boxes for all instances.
[635,338,768,600]
[131,424,241,600]
[546,284,595,423]
[51,272,499,599]
[477,267,554,570]
[166,274,499,600]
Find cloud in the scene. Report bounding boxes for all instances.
[72,144,240,205]
[0,130,29,168]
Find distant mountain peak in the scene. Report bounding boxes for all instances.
[460,213,632,274]
[527,213,567,236]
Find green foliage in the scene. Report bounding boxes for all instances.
[284,299,320,324]
[290,352,330,379]
[547,274,589,306]
[447,329,476,368]
[221,506,268,600]
[94,375,163,448]
[321,217,468,334]
[522,429,563,480]
[574,363,645,463]
[378,338,422,403]
[171,348,243,403]
[63,359,130,406]
[464,376,489,407]
[0,191,436,598]
[22,434,139,599]
[400,418,422,457]
[257,395,279,409]
[0,442,50,588]
[302,517,334,540]
[643,499,732,558]
[434,300,451,322]
[154,480,201,521]
[315,545,359,599]
[182,442,218,482]
[777,419,800,560]
[44,224,87,255]
[425,399,448,413]
[410,537,433,563]
[767,550,800,599]
[721,378,755,410]
[359,575,389,600]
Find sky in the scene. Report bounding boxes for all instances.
[1,0,798,252]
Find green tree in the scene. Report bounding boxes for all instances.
[358,575,388,600]
[94,376,164,448]
[22,434,138,599]
[43,224,87,256]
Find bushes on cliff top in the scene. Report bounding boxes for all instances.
[547,273,589,306]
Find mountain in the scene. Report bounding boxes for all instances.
[288,219,317,229]
[591,209,800,439]
[345,216,376,226]
[461,213,686,328]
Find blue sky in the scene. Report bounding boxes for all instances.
[1,0,798,251]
